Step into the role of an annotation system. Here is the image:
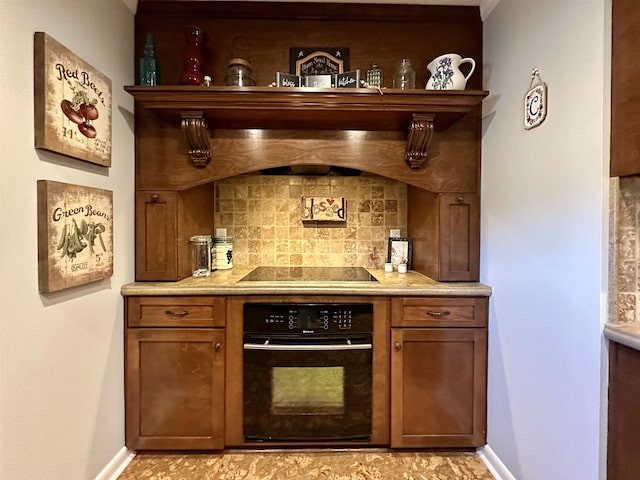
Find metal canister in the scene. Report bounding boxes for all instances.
[190,235,212,277]
[213,236,233,269]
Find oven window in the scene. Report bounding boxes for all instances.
[271,366,344,416]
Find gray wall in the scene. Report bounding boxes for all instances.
[482,0,609,478]
[0,1,135,478]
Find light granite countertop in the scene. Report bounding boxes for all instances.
[121,267,492,297]
[604,322,640,352]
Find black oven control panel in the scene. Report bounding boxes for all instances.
[243,303,373,334]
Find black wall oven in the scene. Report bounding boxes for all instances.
[243,303,373,442]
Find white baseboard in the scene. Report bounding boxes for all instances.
[478,444,517,480]
[94,447,136,480]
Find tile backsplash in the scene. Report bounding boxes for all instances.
[213,175,407,267]
[611,176,640,322]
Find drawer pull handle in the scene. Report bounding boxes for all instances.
[426,310,450,317]
[395,342,402,351]
[165,310,189,317]
[214,342,221,352]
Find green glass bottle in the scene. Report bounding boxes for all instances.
[366,63,383,88]
[139,33,159,86]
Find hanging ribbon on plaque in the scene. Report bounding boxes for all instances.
[524,68,547,130]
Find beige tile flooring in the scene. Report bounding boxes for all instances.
[118,450,495,479]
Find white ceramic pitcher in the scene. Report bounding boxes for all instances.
[425,53,476,90]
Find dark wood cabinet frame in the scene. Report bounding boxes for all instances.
[129,1,485,281]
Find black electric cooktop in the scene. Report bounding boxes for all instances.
[239,266,379,283]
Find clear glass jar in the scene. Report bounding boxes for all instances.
[224,58,256,86]
[190,235,211,277]
[393,58,416,90]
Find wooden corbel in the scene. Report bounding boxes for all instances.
[180,111,211,168]
[404,113,435,169]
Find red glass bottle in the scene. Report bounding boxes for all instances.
[180,25,205,85]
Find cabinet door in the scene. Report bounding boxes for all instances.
[126,328,225,450]
[607,341,640,478]
[135,184,215,281]
[135,191,178,281]
[439,194,479,281]
[407,189,479,282]
[611,0,640,176]
[390,328,487,448]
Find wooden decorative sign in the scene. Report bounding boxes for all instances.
[276,72,303,87]
[301,196,346,222]
[335,70,361,88]
[37,180,113,293]
[34,32,112,167]
[290,47,349,76]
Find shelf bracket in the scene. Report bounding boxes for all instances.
[180,111,211,168]
[405,113,435,169]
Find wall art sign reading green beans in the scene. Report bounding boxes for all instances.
[37,180,113,293]
[34,32,112,167]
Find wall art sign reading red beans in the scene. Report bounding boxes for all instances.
[34,32,112,167]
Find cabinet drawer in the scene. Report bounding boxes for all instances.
[391,297,487,327]
[127,296,225,327]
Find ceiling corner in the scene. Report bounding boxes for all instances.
[122,0,137,14]
[479,0,501,20]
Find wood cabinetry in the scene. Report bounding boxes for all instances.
[129,1,486,282]
[135,185,214,281]
[390,297,487,448]
[607,341,640,478]
[408,190,480,281]
[611,0,640,176]
[125,296,225,450]
[123,293,488,451]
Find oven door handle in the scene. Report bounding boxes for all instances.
[243,342,372,351]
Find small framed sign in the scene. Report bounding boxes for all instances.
[305,75,333,88]
[524,69,547,130]
[301,196,346,222]
[335,69,361,88]
[276,72,303,87]
[290,47,349,76]
[387,237,412,269]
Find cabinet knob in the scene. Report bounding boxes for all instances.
[214,342,221,352]
[151,194,159,202]
[456,196,465,203]
[395,342,401,351]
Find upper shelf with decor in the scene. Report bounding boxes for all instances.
[125,85,488,169]
[124,85,487,130]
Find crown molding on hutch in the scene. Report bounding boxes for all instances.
[124,0,501,18]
